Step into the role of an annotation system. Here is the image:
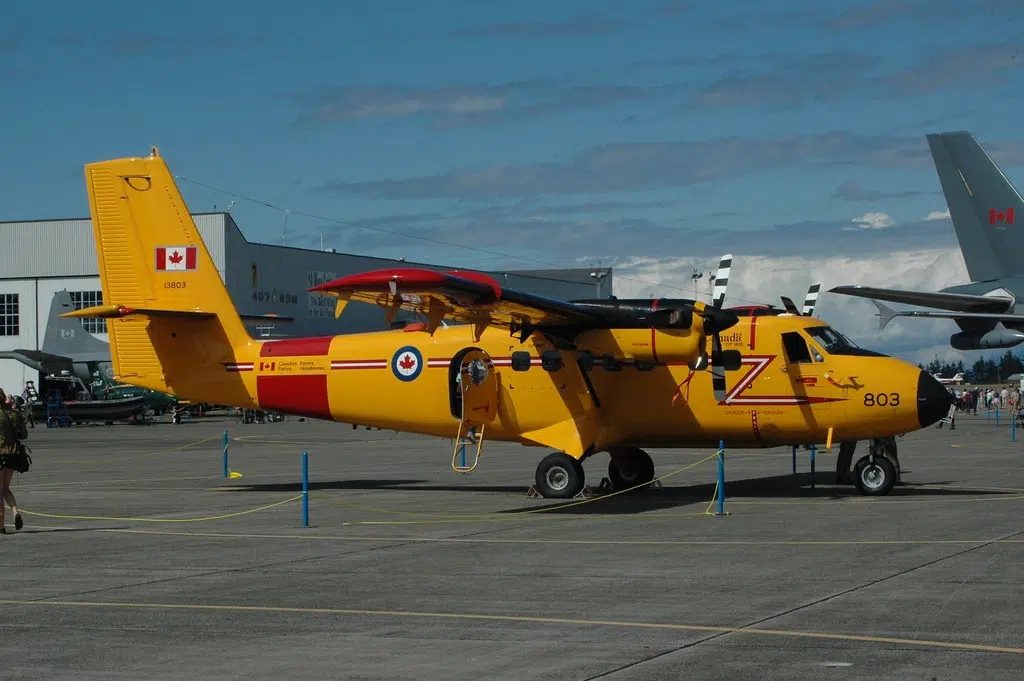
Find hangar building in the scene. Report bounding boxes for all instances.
[0,212,613,395]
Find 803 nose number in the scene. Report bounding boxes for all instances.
[864,392,900,407]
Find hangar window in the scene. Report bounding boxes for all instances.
[0,293,19,336]
[70,291,107,334]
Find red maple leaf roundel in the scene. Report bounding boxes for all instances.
[399,354,416,370]
[169,250,184,264]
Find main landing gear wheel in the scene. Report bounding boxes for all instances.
[854,455,897,496]
[534,452,585,499]
[607,447,656,492]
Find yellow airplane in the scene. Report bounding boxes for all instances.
[67,149,951,499]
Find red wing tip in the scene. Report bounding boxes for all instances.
[308,268,449,293]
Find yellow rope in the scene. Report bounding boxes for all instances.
[18,495,302,523]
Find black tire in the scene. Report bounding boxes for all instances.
[854,456,896,496]
[534,452,585,499]
[607,448,656,491]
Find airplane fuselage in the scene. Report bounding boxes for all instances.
[123,314,945,457]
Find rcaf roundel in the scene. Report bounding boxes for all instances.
[392,346,423,382]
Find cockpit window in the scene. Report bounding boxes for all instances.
[782,332,813,364]
[805,326,887,357]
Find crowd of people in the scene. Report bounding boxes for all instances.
[949,384,1024,416]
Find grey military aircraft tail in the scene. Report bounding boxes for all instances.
[830,131,1024,351]
[0,291,110,374]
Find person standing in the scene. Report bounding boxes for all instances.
[0,388,30,533]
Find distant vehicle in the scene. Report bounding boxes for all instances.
[933,372,964,385]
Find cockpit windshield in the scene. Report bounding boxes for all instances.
[805,326,887,357]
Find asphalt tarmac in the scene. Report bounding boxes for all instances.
[1,409,1022,680]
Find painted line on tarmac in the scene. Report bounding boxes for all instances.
[0,598,1019,655]
[98,528,1024,546]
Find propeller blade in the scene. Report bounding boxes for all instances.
[780,296,800,315]
[712,254,731,308]
[801,282,821,316]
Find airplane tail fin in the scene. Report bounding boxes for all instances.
[927,131,1024,281]
[41,291,112,360]
[871,300,899,330]
[80,148,257,405]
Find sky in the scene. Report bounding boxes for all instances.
[1,0,1022,365]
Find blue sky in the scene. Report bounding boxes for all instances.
[1,0,1023,359]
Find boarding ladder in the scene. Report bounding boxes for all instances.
[450,350,499,473]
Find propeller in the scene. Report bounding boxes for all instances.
[688,254,741,402]
[780,281,821,316]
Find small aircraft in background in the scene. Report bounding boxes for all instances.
[69,149,951,499]
[933,372,965,385]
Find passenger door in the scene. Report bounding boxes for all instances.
[780,331,830,410]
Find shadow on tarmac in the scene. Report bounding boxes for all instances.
[218,471,1017,515]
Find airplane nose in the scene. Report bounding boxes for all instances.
[917,371,952,428]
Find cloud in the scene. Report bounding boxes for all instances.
[292,82,677,128]
[850,212,895,229]
[318,131,983,200]
[612,249,971,362]
[831,181,935,202]
[925,209,951,221]
[879,42,1023,97]
[691,52,877,109]
[452,16,624,38]
[825,0,1021,29]
[320,208,961,274]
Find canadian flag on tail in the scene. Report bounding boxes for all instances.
[156,246,198,271]
[989,208,1015,226]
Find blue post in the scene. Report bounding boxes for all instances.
[810,444,816,491]
[996,407,1000,427]
[302,451,309,527]
[222,430,229,478]
[717,440,725,515]
[460,442,466,469]
[1013,414,1017,442]
[791,445,796,474]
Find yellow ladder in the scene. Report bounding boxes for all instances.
[452,421,485,473]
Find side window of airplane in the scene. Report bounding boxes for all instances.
[781,331,813,364]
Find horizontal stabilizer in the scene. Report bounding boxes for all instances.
[829,285,1013,313]
[871,300,899,330]
[0,349,73,371]
[62,305,216,320]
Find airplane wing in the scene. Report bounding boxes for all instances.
[870,299,1024,329]
[829,285,1013,313]
[307,267,721,338]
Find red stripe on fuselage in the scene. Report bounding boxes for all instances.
[260,337,333,357]
[257,374,332,420]
[749,315,757,350]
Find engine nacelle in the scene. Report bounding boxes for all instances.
[950,329,1024,350]
[575,328,703,364]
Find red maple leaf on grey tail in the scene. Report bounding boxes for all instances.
[168,250,184,264]
[399,354,416,370]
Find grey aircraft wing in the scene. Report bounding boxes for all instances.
[828,285,1013,313]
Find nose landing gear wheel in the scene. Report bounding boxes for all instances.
[534,452,585,499]
[854,455,896,496]
[607,448,655,492]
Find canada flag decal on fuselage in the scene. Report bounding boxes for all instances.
[156,246,197,271]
